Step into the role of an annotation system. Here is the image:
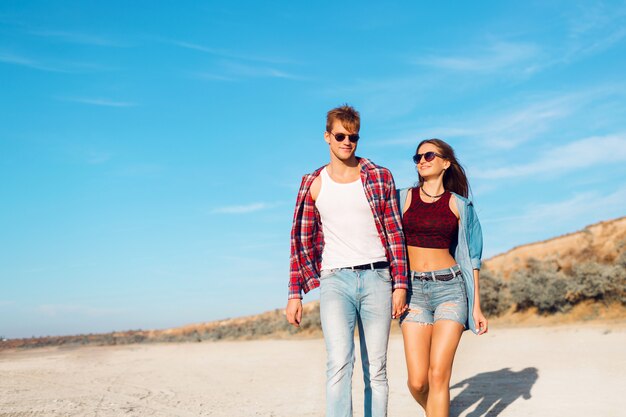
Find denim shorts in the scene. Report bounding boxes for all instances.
[399,264,467,328]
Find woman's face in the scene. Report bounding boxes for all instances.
[416,142,450,179]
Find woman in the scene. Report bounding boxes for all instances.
[398,138,487,417]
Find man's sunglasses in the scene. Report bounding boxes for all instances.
[413,151,445,164]
[329,132,360,143]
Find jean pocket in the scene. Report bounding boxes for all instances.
[374,268,392,282]
[458,279,467,295]
[320,269,337,280]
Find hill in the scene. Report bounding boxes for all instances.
[483,216,626,279]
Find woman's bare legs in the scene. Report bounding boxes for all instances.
[426,320,464,417]
[401,322,432,413]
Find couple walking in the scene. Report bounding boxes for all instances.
[286,104,487,417]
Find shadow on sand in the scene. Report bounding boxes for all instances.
[450,367,538,417]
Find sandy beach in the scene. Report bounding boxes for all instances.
[1,324,624,417]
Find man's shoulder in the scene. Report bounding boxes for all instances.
[300,165,326,182]
[359,157,392,176]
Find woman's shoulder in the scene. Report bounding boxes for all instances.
[396,187,416,211]
[397,187,416,196]
[450,191,473,206]
[397,187,417,199]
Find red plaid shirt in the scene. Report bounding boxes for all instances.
[288,157,408,299]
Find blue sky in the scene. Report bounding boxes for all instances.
[1,1,625,338]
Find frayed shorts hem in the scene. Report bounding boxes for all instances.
[400,316,465,328]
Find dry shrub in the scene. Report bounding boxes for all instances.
[568,253,626,305]
[509,256,626,314]
[479,269,511,316]
[509,258,570,313]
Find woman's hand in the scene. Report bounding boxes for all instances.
[473,308,488,335]
[392,289,408,319]
[472,269,488,335]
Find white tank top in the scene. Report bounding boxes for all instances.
[315,167,387,270]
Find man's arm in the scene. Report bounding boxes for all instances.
[381,170,408,290]
[286,175,319,327]
[287,204,304,327]
[380,170,408,318]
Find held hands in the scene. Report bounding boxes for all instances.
[286,299,303,328]
[473,308,488,335]
[392,289,408,319]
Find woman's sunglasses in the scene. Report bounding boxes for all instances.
[329,132,360,143]
[413,151,445,164]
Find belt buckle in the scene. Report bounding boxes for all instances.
[419,272,428,280]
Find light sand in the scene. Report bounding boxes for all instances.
[1,325,624,416]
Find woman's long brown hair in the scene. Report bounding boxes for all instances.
[415,138,470,198]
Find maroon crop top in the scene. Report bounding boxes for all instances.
[403,188,459,249]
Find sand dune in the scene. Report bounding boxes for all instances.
[1,324,624,416]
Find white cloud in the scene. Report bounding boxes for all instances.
[27,29,127,47]
[483,185,626,231]
[59,97,137,107]
[211,202,278,214]
[564,3,626,57]
[473,134,626,180]
[190,60,303,82]
[476,99,573,148]
[111,164,163,177]
[193,72,235,82]
[0,50,111,73]
[86,150,113,164]
[318,73,439,122]
[0,50,69,72]
[374,85,626,149]
[574,26,626,57]
[378,97,570,149]
[218,60,303,80]
[167,40,292,64]
[415,41,541,74]
[482,185,626,257]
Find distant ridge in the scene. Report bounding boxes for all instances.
[0,301,321,351]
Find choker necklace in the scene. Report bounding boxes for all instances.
[421,186,445,199]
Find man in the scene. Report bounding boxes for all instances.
[286,105,408,417]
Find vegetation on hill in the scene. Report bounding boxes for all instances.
[480,252,626,316]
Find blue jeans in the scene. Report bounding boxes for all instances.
[319,267,392,417]
[399,264,467,327]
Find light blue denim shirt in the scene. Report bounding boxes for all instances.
[398,188,484,334]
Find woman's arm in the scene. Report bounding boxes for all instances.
[472,268,488,335]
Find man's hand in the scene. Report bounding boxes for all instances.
[392,289,408,319]
[286,299,303,328]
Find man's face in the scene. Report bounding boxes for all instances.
[324,120,358,161]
